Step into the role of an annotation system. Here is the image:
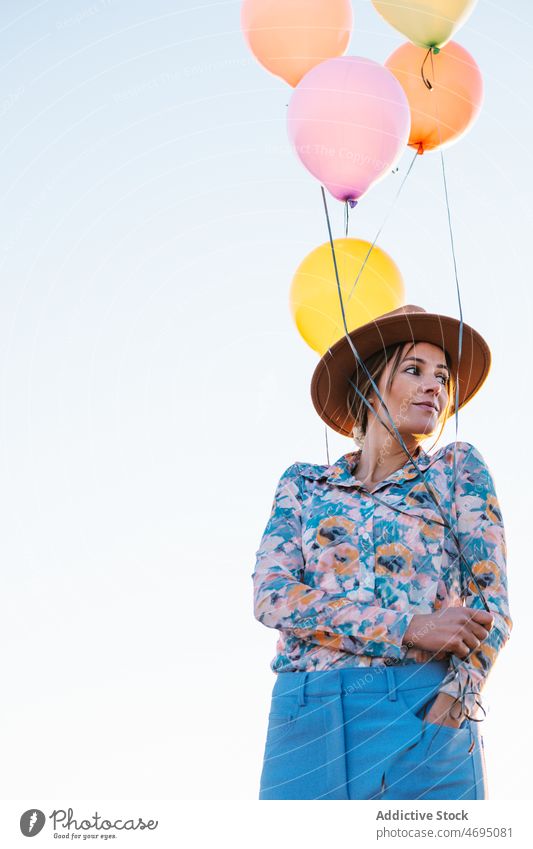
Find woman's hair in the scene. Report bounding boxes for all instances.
[346,340,455,449]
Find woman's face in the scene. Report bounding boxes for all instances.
[370,341,450,438]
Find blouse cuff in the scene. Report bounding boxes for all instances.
[435,655,481,720]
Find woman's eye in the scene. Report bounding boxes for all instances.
[405,366,448,385]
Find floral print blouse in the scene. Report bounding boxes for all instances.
[251,440,512,717]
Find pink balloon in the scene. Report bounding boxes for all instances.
[287,56,411,204]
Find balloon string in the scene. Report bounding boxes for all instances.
[344,201,349,237]
[421,47,434,89]
[430,48,466,597]
[320,184,489,612]
[346,146,419,305]
[321,184,439,475]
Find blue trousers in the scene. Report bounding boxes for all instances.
[259,660,488,800]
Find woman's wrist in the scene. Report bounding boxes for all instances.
[402,613,430,649]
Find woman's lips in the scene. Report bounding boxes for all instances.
[413,402,436,412]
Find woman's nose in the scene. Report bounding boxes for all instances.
[425,377,442,393]
[418,380,442,400]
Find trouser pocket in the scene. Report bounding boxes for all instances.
[416,691,485,800]
[265,696,299,747]
[382,688,479,801]
[259,697,330,800]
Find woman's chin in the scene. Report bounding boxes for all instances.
[408,417,438,438]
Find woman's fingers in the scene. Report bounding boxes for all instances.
[468,621,489,642]
[462,630,482,651]
[432,649,450,660]
[452,639,473,659]
[470,609,494,629]
[412,608,494,655]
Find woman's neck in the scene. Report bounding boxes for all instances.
[354,438,421,488]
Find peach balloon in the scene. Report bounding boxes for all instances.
[240,0,353,87]
[385,41,483,153]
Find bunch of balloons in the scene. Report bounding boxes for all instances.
[241,0,483,354]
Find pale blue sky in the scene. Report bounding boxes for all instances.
[0,0,530,801]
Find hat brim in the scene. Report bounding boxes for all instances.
[310,311,491,437]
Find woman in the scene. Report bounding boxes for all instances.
[252,304,512,800]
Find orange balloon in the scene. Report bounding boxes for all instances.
[240,0,353,87]
[385,41,483,153]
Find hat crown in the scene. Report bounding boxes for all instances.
[381,304,426,320]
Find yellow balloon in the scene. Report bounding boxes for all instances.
[372,0,478,49]
[290,238,405,355]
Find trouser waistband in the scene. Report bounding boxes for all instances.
[272,660,450,706]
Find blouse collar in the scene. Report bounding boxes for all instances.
[300,443,436,489]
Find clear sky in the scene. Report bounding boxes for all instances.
[0,0,530,801]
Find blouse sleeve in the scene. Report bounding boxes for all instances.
[251,462,415,660]
[435,442,513,716]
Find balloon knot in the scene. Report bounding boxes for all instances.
[348,199,358,209]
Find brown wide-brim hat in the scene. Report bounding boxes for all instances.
[310,304,492,437]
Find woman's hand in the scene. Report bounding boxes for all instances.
[403,607,494,659]
[424,693,466,728]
